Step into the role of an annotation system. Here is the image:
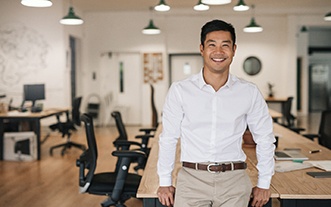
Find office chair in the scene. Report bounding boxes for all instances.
[49,97,86,156]
[111,111,155,152]
[77,113,145,207]
[111,111,155,171]
[303,110,331,149]
[280,97,305,134]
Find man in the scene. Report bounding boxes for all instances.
[157,19,275,207]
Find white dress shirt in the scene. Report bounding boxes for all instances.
[157,69,275,189]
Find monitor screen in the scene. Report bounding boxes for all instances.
[23,84,45,107]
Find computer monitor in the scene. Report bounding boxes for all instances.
[23,84,45,110]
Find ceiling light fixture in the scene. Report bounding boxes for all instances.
[233,0,249,11]
[21,0,52,7]
[142,20,161,35]
[194,0,210,11]
[60,6,84,25]
[154,0,170,12]
[201,0,231,5]
[142,7,161,35]
[243,5,263,33]
[324,12,331,21]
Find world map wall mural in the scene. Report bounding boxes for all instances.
[0,24,49,87]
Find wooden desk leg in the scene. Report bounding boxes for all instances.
[0,118,4,160]
[33,119,41,160]
[143,198,167,207]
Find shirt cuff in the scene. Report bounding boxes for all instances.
[257,177,271,189]
[159,176,172,187]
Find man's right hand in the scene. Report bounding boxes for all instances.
[157,186,176,207]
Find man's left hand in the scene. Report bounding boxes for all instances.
[250,186,271,207]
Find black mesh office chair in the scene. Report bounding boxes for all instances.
[111,111,154,171]
[280,97,305,133]
[49,97,86,156]
[77,113,145,207]
[111,111,155,153]
[303,110,331,149]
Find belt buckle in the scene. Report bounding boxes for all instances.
[207,163,220,173]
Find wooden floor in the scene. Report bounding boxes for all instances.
[0,112,321,207]
[0,124,144,207]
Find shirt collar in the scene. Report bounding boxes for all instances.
[196,68,236,90]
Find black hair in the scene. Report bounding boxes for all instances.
[200,19,236,46]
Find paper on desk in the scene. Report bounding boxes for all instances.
[305,161,331,171]
[275,161,313,172]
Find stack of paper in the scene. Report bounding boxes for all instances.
[305,161,331,171]
[275,161,313,172]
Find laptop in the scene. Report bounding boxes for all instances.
[274,150,309,161]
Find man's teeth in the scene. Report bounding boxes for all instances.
[212,58,225,62]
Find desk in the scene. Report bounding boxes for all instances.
[265,97,288,117]
[244,123,331,207]
[0,108,69,160]
[137,126,278,207]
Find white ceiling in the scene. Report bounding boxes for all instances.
[73,0,331,16]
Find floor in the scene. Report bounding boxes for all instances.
[0,112,321,207]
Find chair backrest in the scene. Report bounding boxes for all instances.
[282,97,295,127]
[318,110,331,149]
[111,111,128,140]
[72,97,82,126]
[77,113,97,193]
[150,84,158,128]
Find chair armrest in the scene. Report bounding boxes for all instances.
[113,139,142,150]
[303,133,320,140]
[112,149,146,158]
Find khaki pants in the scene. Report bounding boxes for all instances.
[174,167,252,207]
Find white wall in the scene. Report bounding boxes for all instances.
[0,1,84,125]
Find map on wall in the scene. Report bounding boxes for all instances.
[143,53,163,83]
[0,24,49,88]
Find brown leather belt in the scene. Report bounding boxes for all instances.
[182,161,247,173]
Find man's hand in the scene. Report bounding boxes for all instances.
[250,186,271,207]
[157,186,176,207]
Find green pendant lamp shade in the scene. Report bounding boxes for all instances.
[324,12,331,21]
[142,19,161,35]
[244,17,263,33]
[60,7,83,25]
[233,0,249,11]
[21,0,52,7]
[154,0,170,12]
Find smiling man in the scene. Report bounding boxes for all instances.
[157,19,275,207]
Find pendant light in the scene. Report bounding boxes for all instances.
[243,5,263,33]
[60,0,83,25]
[154,0,170,12]
[233,0,249,11]
[142,8,161,35]
[194,0,210,11]
[201,0,231,5]
[324,12,331,21]
[21,0,52,7]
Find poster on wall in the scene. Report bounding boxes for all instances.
[143,53,163,83]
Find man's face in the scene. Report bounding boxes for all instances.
[200,30,236,74]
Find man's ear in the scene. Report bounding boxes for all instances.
[233,44,237,56]
[200,44,204,55]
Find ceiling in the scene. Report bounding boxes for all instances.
[73,0,331,16]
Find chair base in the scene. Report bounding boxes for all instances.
[50,141,86,156]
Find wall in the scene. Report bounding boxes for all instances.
[0,1,83,125]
